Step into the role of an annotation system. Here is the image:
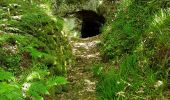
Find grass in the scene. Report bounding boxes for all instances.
[96,55,166,99]
[97,0,170,99]
[0,0,169,99]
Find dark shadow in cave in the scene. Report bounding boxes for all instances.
[74,10,106,38]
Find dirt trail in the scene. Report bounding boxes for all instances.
[57,36,101,100]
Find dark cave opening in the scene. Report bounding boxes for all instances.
[75,10,105,38]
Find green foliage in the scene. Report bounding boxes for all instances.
[101,0,155,60]
[0,70,14,81]
[98,0,170,99]
[47,76,68,88]
[0,70,23,100]
[24,69,68,99]
[0,0,73,75]
[26,46,45,59]
[97,55,165,99]
[0,82,23,100]
[0,69,68,100]
[0,0,72,99]
[28,81,49,100]
[92,63,104,77]
[97,70,125,100]
[0,35,21,70]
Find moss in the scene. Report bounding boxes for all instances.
[0,0,73,76]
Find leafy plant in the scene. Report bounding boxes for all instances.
[23,69,68,100]
[0,70,14,81]
[0,69,68,100]
[0,70,23,100]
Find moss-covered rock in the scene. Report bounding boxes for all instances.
[0,0,73,76]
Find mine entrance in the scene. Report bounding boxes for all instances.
[75,10,105,38]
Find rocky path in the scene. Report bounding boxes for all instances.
[57,36,101,100]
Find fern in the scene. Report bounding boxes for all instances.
[47,76,68,88]
[26,69,49,81]
[0,70,23,100]
[0,70,14,81]
[28,81,49,100]
[0,82,23,100]
[24,69,68,99]
[26,46,45,58]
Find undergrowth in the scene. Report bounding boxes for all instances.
[97,0,170,99]
[0,68,68,100]
[0,0,73,99]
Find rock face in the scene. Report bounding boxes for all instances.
[54,0,105,15]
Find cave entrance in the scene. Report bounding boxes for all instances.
[75,10,105,38]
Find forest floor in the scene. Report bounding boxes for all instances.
[57,35,101,100]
